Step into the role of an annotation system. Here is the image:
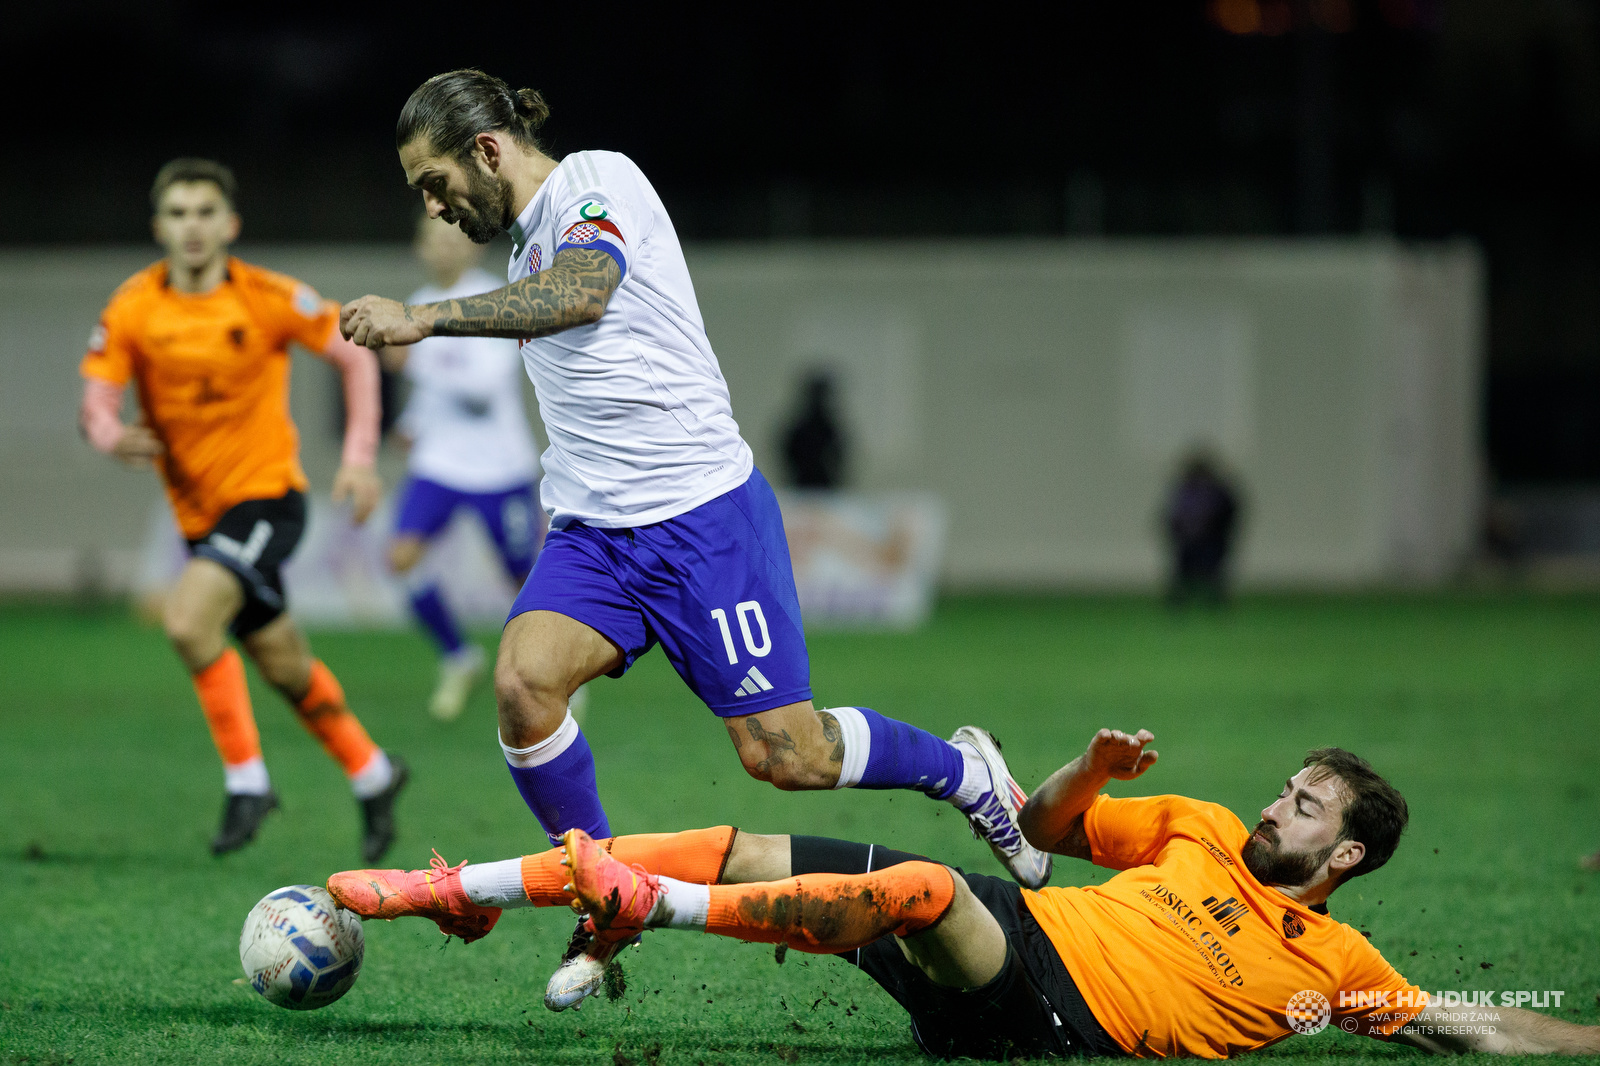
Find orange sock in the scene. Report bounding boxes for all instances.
[293,660,380,777]
[520,826,737,907]
[705,862,955,954]
[193,648,261,768]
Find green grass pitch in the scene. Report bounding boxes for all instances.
[3,594,1600,1065]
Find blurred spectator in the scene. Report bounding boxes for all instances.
[1163,452,1242,607]
[782,369,847,488]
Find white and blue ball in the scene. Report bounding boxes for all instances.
[240,885,364,1010]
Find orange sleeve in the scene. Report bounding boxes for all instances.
[279,279,342,352]
[1334,933,1429,1037]
[244,265,341,352]
[78,297,135,386]
[1082,793,1223,870]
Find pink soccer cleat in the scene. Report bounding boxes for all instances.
[326,849,501,943]
[562,828,661,945]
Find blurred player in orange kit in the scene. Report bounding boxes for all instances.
[78,158,408,860]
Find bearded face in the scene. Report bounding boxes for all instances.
[1241,820,1339,887]
[442,163,515,245]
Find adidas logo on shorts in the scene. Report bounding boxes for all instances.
[733,666,774,698]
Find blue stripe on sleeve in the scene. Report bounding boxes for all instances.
[554,239,627,277]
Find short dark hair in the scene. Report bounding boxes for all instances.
[1303,747,1408,881]
[150,158,237,210]
[397,69,549,161]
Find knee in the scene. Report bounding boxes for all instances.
[493,650,568,745]
[255,652,309,697]
[736,745,836,792]
[163,600,220,663]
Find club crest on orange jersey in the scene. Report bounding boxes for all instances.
[1282,910,1305,939]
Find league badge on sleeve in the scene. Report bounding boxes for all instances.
[292,284,323,318]
[578,201,609,221]
[88,323,107,353]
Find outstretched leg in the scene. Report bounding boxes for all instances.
[328,826,1006,990]
[563,829,1006,990]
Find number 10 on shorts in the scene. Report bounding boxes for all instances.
[710,601,771,664]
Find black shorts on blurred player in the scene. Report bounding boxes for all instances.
[186,490,306,638]
[790,836,1124,1061]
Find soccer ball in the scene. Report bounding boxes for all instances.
[240,885,364,1010]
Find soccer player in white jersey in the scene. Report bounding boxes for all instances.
[385,215,543,721]
[341,69,1048,1009]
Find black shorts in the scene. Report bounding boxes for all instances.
[790,836,1123,1061]
[186,491,306,638]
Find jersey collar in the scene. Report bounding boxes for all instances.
[159,257,233,290]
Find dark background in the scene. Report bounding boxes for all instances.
[5,0,1598,486]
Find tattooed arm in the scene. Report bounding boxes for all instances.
[339,248,621,348]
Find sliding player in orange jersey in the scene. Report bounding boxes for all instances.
[331,730,1600,1059]
[79,158,408,859]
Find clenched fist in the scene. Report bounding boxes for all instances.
[340,295,431,349]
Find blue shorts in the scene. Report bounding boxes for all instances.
[395,476,542,580]
[507,468,812,717]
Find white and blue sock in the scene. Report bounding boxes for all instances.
[500,713,613,847]
[824,706,982,802]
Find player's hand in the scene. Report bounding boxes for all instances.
[331,463,383,526]
[1085,728,1157,781]
[111,424,163,467]
[340,296,430,349]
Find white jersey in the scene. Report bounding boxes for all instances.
[506,150,752,528]
[400,268,540,492]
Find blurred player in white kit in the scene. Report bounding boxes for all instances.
[385,215,544,720]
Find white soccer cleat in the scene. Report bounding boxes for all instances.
[544,915,629,1012]
[951,725,1053,890]
[429,644,486,722]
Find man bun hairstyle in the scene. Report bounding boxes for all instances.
[150,158,237,210]
[397,69,550,161]
[1302,747,1409,881]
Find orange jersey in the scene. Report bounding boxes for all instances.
[1023,794,1424,1059]
[80,258,341,538]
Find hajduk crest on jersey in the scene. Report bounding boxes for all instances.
[556,206,628,274]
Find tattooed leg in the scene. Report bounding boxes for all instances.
[725,701,843,790]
